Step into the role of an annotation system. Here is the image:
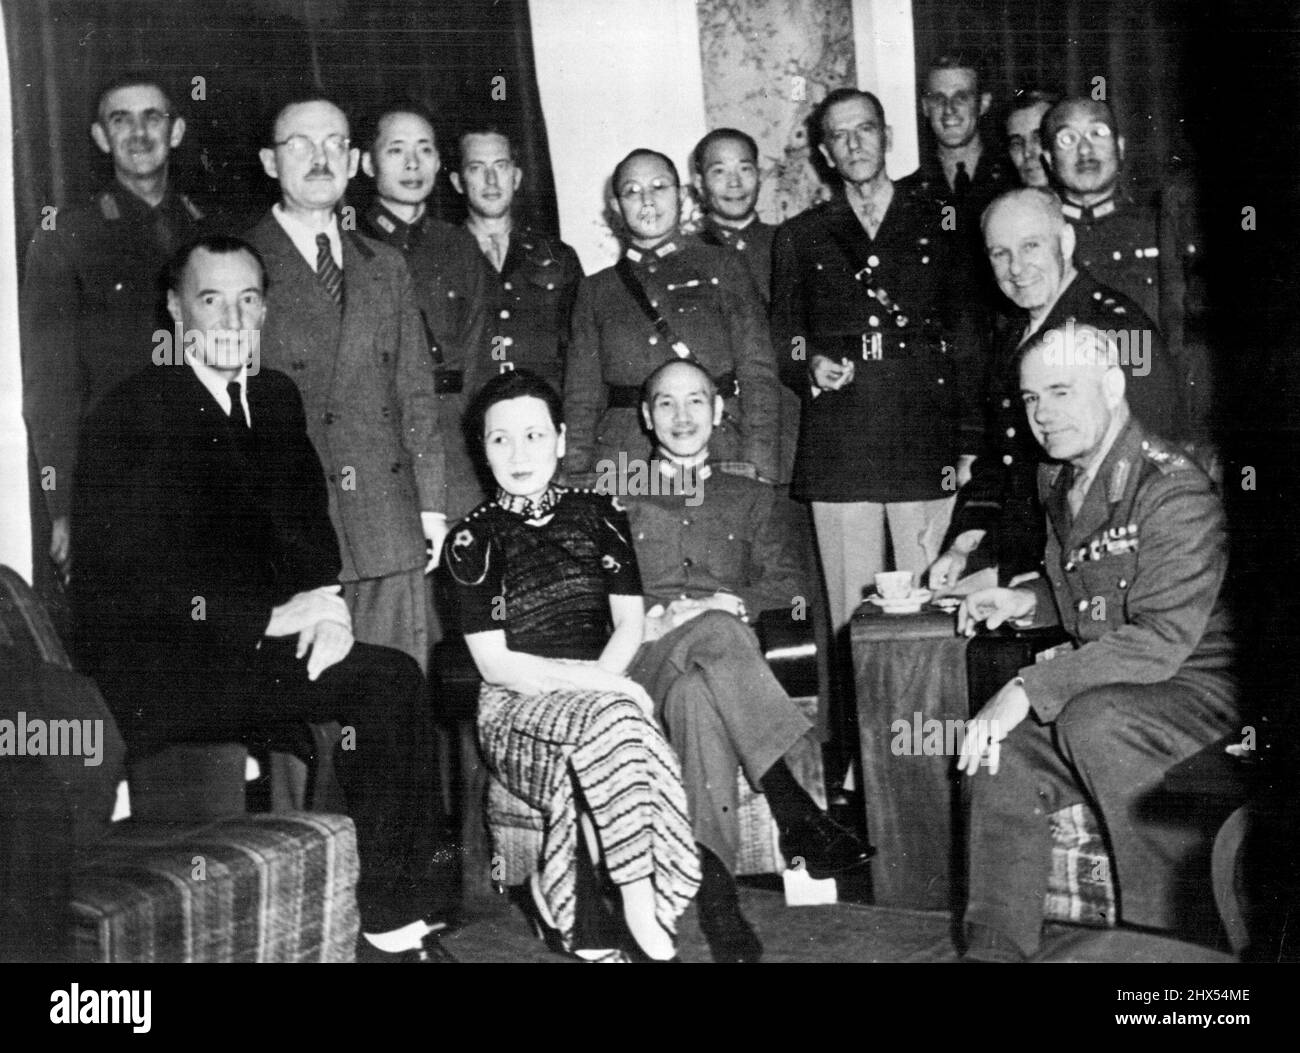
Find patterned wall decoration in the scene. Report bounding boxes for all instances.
[695,0,857,226]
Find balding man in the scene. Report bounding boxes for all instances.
[930,188,1183,588]
[954,323,1236,961]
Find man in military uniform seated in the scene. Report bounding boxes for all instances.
[359,102,490,527]
[450,123,583,394]
[1041,97,1210,432]
[771,88,984,637]
[617,359,870,962]
[21,72,210,593]
[930,188,1185,589]
[955,323,1236,961]
[563,148,781,487]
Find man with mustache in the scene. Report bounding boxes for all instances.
[955,323,1235,961]
[21,73,209,601]
[563,148,780,487]
[247,97,446,670]
[1041,97,1210,430]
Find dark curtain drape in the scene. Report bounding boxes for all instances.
[4,0,558,254]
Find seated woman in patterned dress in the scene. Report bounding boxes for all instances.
[447,369,700,961]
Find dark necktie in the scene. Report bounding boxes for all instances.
[226,382,247,427]
[315,233,343,306]
[953,161,971,200]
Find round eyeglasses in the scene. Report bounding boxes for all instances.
[274,134,352,159]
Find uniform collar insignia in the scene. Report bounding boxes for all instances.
[1063,195,1117,223]
[496,485,562,521]
[655,457,711,484]
[1092,197,1117,220]
[374,212,396,234]
[1107,458,1131,503]
[625,247,644,263]
[655,240,679,257]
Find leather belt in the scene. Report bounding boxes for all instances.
[433,369,464,394]
[608,370,738,409]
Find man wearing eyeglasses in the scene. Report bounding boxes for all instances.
[1042,97,1211,436]
[562,148,780,488]
[21,73,209,604]
[246,97,446,671]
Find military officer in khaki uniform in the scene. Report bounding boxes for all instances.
[690,127,802,486]
[930,188,1185,589]
[1042,98,1210,432]
[563,149,781,485]
[956,323,1236,961]
[359,103,489,524]
[21,73,208,590]
[449,125,583,394]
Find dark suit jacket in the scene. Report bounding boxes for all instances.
[246,212,444,582]
[70,364,340,749]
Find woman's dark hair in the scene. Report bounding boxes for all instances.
[465,368,564,456]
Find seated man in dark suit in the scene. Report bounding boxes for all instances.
[615,359,870,963]
[955,323,1236,961]
[70,235,452,962]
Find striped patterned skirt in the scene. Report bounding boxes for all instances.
[477,681,701,950]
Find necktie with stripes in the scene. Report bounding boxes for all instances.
[316,233,343,306]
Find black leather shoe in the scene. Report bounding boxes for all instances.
[356,929,458,963]
[961,923,1030,963]
[698,898,763,963]
[779,813,874,880]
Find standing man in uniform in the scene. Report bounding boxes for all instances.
[1041,97,1209,431]
[929,188,1184,589]
[359,102,489,527]
[563,148,780,487]
[247,97,446,670]
[956,323,1236,961]
[21,73,208,595]
[691,127,801,487]
[899,54,1015,319]
[771,88,983,636]
[1004,89,1058,188]
[449,123,583,395]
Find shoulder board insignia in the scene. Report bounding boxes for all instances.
[180,194,205,221]
[1140,440,1189,472]
[98,192,121,221]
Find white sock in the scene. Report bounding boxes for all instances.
[362,919,445,953]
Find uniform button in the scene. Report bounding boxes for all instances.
[682,558,693,568]
[448,290,456,298]
[867,254,880,267]
[1005,427,1016,438]
[499,309,510,319]
[1001,398,1012,408]
[114,282,123,291]
[546,283,555,290]
[1112,250,1122,261]
[868,315,880,327]
[502,337,515,347]
[1118,578,1128,589]
[503,281,513,291]
[710,277,719,285]
[1077,599,1089,612]
[1064,562,1076,571]
[324,412,336,425]
[1093,291,1103,300]
[681,519,690,526]
[649,336,658,345]
[650,300,658,308]
[648,265,657,274]
[1002,454,1013,465]
[920,256,929,264]
[937,377,944,385]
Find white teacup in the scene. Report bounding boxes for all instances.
[874,571,914,600]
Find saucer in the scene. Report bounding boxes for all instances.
[868,588,933,614]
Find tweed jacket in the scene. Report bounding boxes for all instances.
[247,211,444,582]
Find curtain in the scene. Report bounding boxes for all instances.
[3,0,559,256]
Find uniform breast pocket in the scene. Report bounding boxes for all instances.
[666,281,724,323]
[1077,549,1139,628]
[699,521,751,584]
